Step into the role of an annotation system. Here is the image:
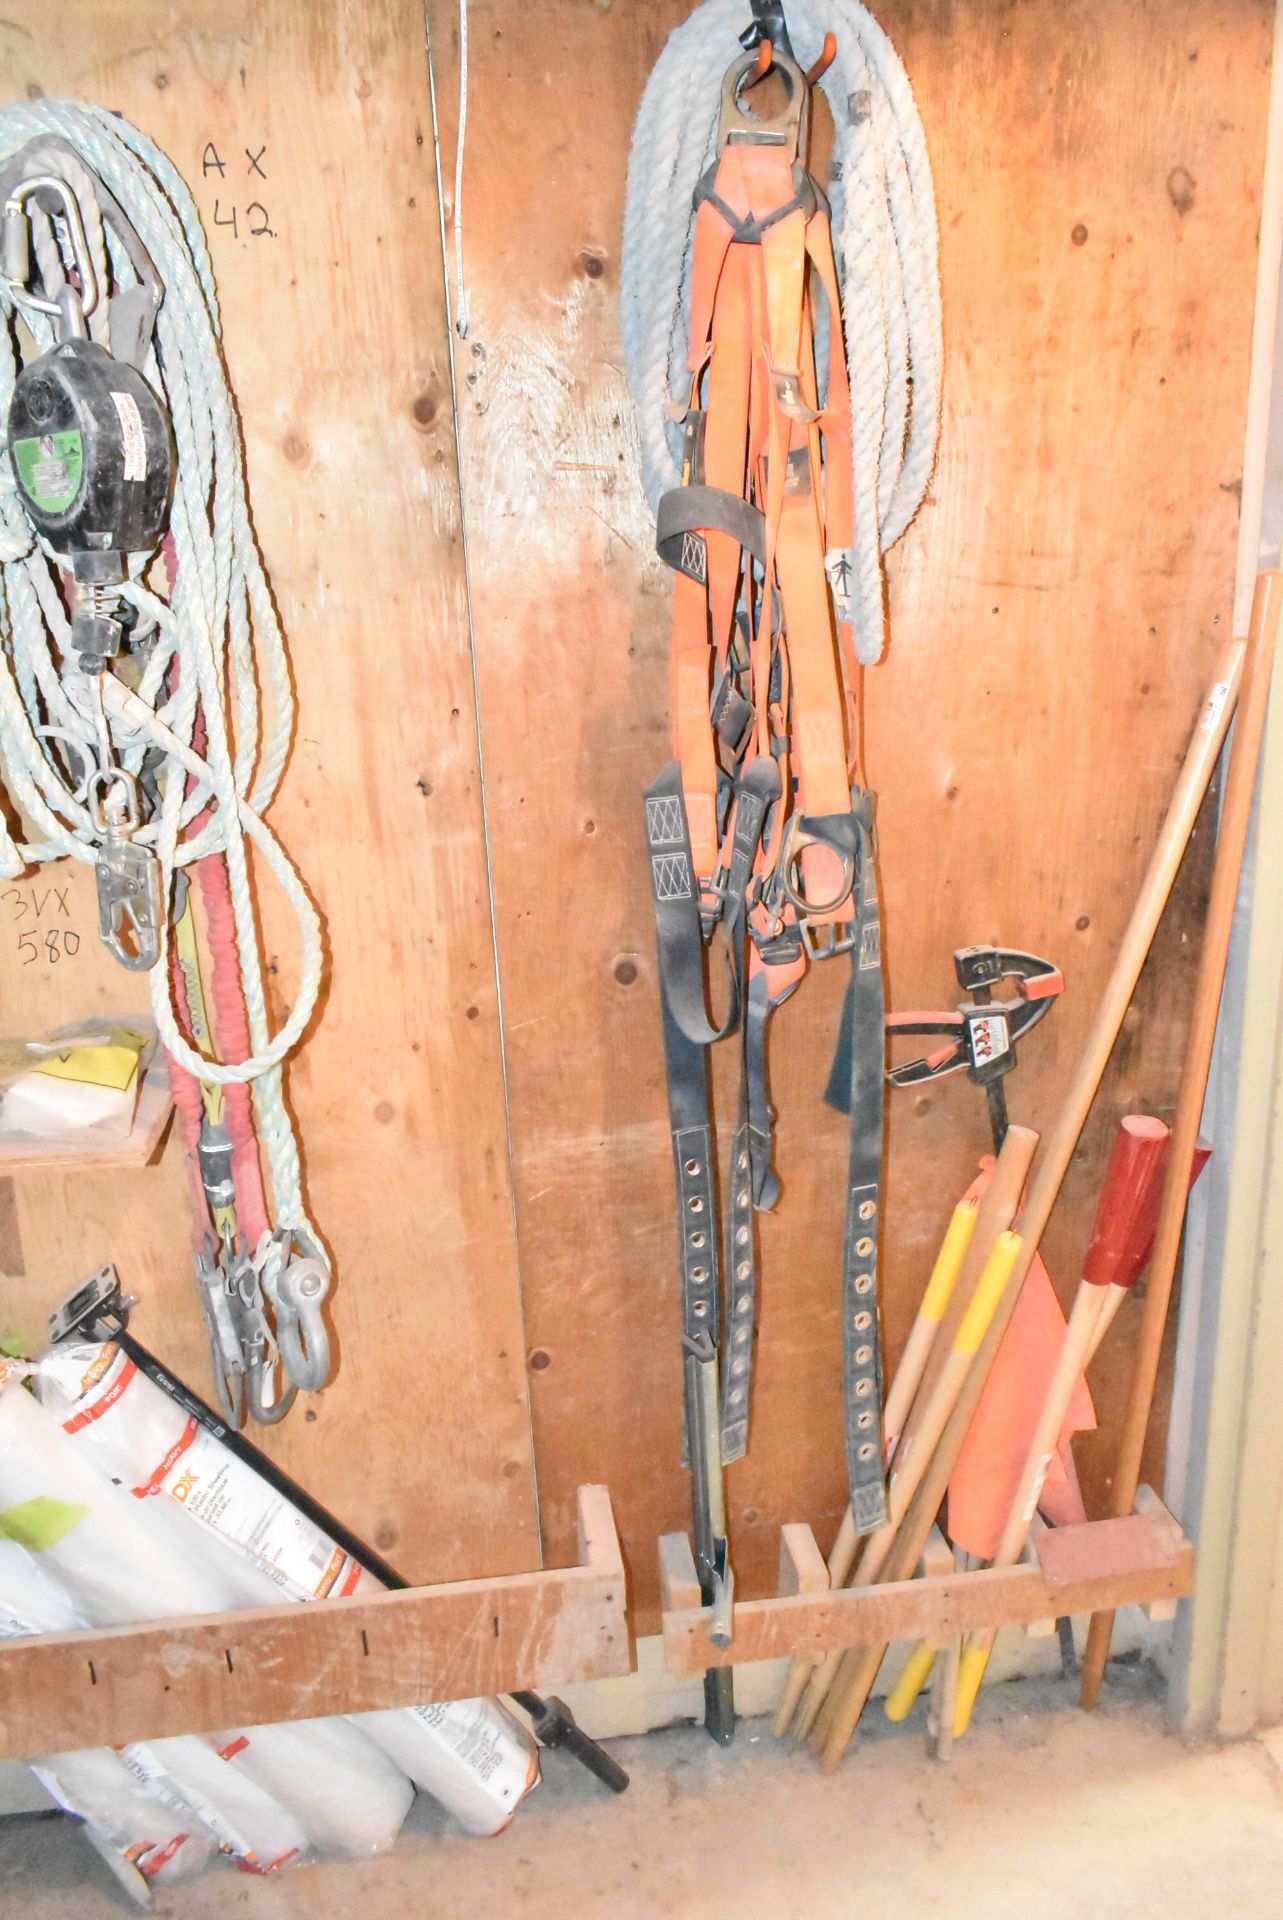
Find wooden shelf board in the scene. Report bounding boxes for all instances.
[0,1486,630,1758]
[0,1062,173,1172]
[660,1490,1193,1679]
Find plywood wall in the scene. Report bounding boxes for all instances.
[0,0,1272,1634]
[0,0,540,1585]
[428,0,1273,1627]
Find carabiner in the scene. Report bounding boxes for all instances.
[194,1249,246,1428]
[1,171,99,324]
[86,766,164,972]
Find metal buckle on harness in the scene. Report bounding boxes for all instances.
[699,863,730,937]
[800,918,858,962]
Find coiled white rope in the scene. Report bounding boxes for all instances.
[620,0,943,663]
[0,100,323,1252]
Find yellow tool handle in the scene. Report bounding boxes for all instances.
[954,1640,993,1736]
[884,1640,936,1722]
[922,1197,979,1322]
[955,1231,1023,1356]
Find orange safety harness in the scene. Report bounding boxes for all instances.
[644,26,889,1739]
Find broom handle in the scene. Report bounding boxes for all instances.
[1080,569,1282,1706]
[815,631,1247,1770]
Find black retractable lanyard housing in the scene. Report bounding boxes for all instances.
[8,336,172,561]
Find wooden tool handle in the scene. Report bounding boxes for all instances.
[816,635,1247,1771]
[883,1194,978,1458]
[1081,571,1282,1707]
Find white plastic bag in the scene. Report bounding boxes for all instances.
[37,1342,540,1834]
[0,1542,217,1901]
[0,1363,414,1857]
[31,1748,215,1903]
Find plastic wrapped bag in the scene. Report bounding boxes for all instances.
[0,1541,218,1902]
[0,1019,153,1143]
[0,1363,414,1858]
[38,1341,540,1834]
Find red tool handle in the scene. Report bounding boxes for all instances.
[1082,1115,1169,1287]
[1083,1115,1211,1289]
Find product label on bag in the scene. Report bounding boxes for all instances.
[57,1344,364,1600]
[137,1420,365,1599]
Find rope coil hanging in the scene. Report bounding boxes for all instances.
[621,0,943,663]
[0,99,328,1419]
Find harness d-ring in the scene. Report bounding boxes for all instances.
[779,813,857,918]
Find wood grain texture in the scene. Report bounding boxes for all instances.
[0,1488,626,1759]
[662,1495,1193,1675]
[432,0,1272,1629]
[0,0,540,1582]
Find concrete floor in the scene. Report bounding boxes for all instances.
[4,1668,1283,1918]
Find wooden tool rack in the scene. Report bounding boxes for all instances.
[659,1490,1191,1679]
[0,1486,629,1758]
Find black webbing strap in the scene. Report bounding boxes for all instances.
[714,761,773,1461]
[645,772,737,1742]
[656,483,767,584]
[645,764,725,1468]
[644,762,737,1045]
[822,791,889,1534]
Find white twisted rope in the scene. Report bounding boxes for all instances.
[0,100,322,1251]
[619,0,943,663]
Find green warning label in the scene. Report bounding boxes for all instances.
[12,429,83,514]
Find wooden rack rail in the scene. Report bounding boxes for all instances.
[0,1486,629,1758]
[660,1488,1191,1678]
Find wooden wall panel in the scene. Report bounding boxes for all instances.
[434,0,1273,1628]
[0,0,1271,1646]
[0,0,540,1582]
